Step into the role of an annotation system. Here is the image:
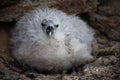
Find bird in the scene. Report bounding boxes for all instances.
[11,8,95,73]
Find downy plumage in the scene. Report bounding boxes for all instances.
[11,8,94,73]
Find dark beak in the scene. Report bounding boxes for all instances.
[46,27,54,37]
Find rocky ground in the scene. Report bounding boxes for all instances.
[0,0,120,80]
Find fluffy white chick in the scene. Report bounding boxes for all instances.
[11,8,94,73]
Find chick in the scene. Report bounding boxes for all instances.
[11,8,94,73]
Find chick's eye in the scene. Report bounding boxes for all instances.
[41,23,45,26]
[55,24,59,28]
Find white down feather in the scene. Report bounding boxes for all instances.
[11,8,95,73]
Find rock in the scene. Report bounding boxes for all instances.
[0,23,12,58]
[51,0,98,14]
[93,56,118,66]
[0,0,120,80]
[87,0,120,41]
[83,66,116,79]
[34,74,57,80]
[82,55,120,80]
[0,0,98,22]
[91,34,120,57]
[78,0,120,41]
[0,0,55,22]
[0,0,20,8]
[98,0,120,16]
[88,13,120,41]
[0,62,5,69]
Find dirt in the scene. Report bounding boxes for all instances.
[0,0,120,80]
[0,22,120,80]
[0,0,97,21]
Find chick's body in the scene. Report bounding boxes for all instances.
[11,8,94,73]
